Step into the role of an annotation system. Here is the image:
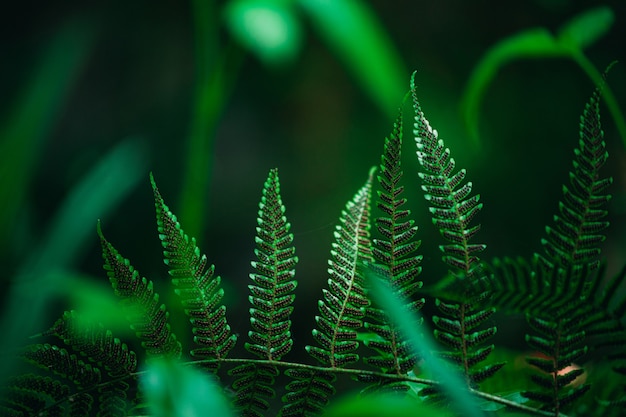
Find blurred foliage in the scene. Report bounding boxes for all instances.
[1,0,625,409]
[141,358,234,417]
[461,6,626,147]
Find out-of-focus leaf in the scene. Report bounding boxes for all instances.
[557,6,614,50]
[461,28,567,145]
[298,0,407,118]
[323,394,454,417]
[0,15,96,251]
[461,7,623,147]
[224,0,302,66]
[141,358,233,417]
[365,264,483,417]
[0,138,148,388]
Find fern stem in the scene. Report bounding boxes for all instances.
[33,357,568,417]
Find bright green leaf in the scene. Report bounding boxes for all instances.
[224,0,302,66]
[298,0,407,118]
[365,264,484,417]
[324,394,455,417]
[141,358,233,417]
[557,6,614,50]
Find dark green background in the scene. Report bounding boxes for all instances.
[1,0,625,363]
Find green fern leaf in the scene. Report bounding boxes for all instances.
[3,374,69,416]
[245,168,298,361]
[281,369,336,417]
[151,173,237,370]
[363,112,424,392]
[477,84,613,414]
[98,222,182,359]
[46,310,138,377]
[281,169,374,416]
[45,311,137,416]
[230,168,298,416]
[307,167,374,368]
[411,73,502,389]
[21,343,99,414]
[538,83,612,274]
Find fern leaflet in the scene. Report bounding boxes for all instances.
[411,73,502,390]
[98,222,182,359]
[151,173,237,370]
[363,112,424,393]
[281,168,374,416]
[230,168,298,416]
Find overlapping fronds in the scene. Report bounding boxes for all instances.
[46,311,138,416]
[363,112,424,393]
[7,310,139,417]
[230,168,298,416]
[7,345,98,416]
[281,169,374,416]
[151,173,237,370]
[98,223,182,359]
[2,374,69,417]
[46,311,138,377]
[470,83,614,413]
[411,73,501,389]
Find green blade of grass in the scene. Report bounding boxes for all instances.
[0,15,97,252]
[364,263,484,417]
[298,0,407,118]
[178,0,244,244]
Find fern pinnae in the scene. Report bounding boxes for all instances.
[521,83,614,414]
[150,173,237,370]
[538,82,612,275]
[363,112,424,392]
[19,344,99,415]
[306,167,374,369]
[230,168,298,416]
[281,168,375,416]
[45,311,138,416]
[98,222,182,359]
[411,72,502,390]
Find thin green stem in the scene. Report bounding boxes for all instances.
[34,356,567,417]
[178,0,244,244]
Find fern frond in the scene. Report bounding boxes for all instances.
[364,113,424,392]
[245,168,298,361]
[98,222,182,359]
[151,173,237,370]
[411,73,501,390]
[3,374,69,417]
[538,83,612,275]
[230,168,298,416]
[306,167,375,368]
[21,344,99,415]
[479,85,613,414]
[523,317,591,412]
[46,310,138,377]
[281,369,336,417]
[23,344,101,389]
[411,75,484,282]
[45,311,137,416]
[282,169,374,415]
